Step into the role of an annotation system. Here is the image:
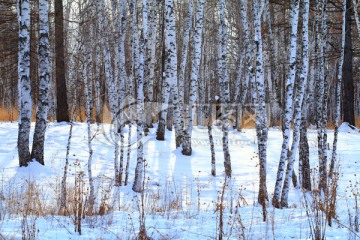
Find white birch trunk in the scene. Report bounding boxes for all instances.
[130,0,145,193]
[146,0,158,128]
[272,0,300,208]
[31,0,50,165]
[97,0,120,186]
[239,0,255,132]
[218,0,231,177]
[280,0,310,207]
[252,0,269,210]
[330,0,346,179]
[178,1,193,134]
[317,0,328,192]
[59,90,77,213]
[17,0,32,167]
[82,19,95,213]
[118,0,127,186]
[182,0,205,156]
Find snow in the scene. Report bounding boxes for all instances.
[338,122,359,133]
[0,122,359,239]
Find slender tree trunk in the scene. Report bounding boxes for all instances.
[156,0,182,148]
[317,0,328,193]
[146,0,158,129]
[125,121,132,186]
[55,0,69,122]
[280,0,309,208]
[330,0,346,179]
[82,19,95,214]
[31,0,50,165]
[218,0,231,177]
[207,77,216,176]
[59,89,77,214]
[343,0,355,126]
[265,0,281,126]
[17,0,32,167]
[272,0,300,208]
[299,110,311,191]
[97,0,120,187]
[353,0,360,36]
[132,0,146,193]
[118,0,127,186]
[252,0,269,211]
[239,0,254,133]
[182,0,205,156]
[178,0,193,134]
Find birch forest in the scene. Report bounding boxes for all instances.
[1,0,360,238]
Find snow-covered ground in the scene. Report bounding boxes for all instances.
[0,121,359,239]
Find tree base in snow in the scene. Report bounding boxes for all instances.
[156,120,166,140]
[181,135,192,156]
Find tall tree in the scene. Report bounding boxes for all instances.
[118,0,128,186]
[272,0,300,208]
[31,0,50,165]
[132,0,146,193]
[145,0,158,129]
[182,0,205,155]
[81,8,95,214]
[156,0,182,148]
[178,0,193,140]
[97,0,120,186]
[343,0,355,125]
[281,0,310,207]
[218,0,231,177]
[55,0,69,122]
[252,0,269,212]
[17,0,32,167]
[317,0,328,193]
[330,0,346,179]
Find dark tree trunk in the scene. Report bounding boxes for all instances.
[300,115,311,191]
[342,0,355,126]
[55,0,70,122]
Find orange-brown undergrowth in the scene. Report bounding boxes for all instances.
[0,107,359,128]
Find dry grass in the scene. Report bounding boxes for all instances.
[1,178,57,217]
[1,107,359,128]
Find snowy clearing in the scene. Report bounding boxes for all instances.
[0,122,359,239]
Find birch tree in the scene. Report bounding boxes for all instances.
[145,0,158,129]
[239,0,255,133]
[17,0,32,167]
[31,0,50,165]
[272,0,300,208]
[156,0,182,148]
[280,0,310,207]
[178,0,193,135]
[130,0,145,193]
[97,0,120,186]
[265,0,281,125]
[82,19,95,215]
[182,0,205,156]
[317,0,328,193]
[218,0,231,177]
[118,0,127,186]
[252,0,269,211]
[240,0,268,206]
[330,0,346,179]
